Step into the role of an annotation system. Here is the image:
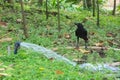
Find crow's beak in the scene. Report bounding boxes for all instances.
[14,42,21,54]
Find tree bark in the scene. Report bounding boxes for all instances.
[46,0,48,19]
[20,0,28,38]
[83,0,92,9]
[87,0,92,9]
[38,0,43,6]
[112,0,116,15]
[83,0,87,9]
[57,0,60,33]
[96,0,99,27]
[93,0,96,17]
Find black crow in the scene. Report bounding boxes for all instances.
[74,23,88,49]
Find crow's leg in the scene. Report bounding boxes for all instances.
[85,40,88,50]
[76,37,79,48]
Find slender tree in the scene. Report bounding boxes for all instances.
[46,0,48,19]
[83,0,92,9]
[57,0,60,33]
[20,0,28,38]
[83,0,87,9]
[96,0,99,27]
[38,0,43,6]
[93,0,96,17]
[87,0,92,9]
[112,0,116,15]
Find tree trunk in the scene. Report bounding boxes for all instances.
[83,0,92,9]
[46,0,48,20]
[93,0,96,17]
[38,0,43,6]
[96,0,99,27]
[87,0,92,9]
[83,0,87,9]
[20,0,28,38]
[57,0,60,33]
[112,0,116,15]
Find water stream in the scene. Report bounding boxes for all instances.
[20,42,120,72]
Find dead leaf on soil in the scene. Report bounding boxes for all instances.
[16,19,22,23]
[49,57,54,61]
[52,48,58,51]
[0,68,5,71]
[107,40,114,46]
[0,73,10,77]
[0,21,7,28]
[107,40,118,46]
[94,41,104,47]
[0,38,12,42]
[64,33,71,39]
[106,32,116,37]
[78,49,90,54]
[73,59,86,64]
[55,70,64,75]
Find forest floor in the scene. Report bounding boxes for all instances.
[0,7,120,80]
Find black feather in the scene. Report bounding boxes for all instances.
[75,23,88,49]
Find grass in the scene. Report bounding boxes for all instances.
[0,50,117,80]
[0,6,120,80]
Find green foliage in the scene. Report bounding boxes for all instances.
[0,1,120,79]
[98,0,108,4]
[0,50,116,80]
[117,4,120,12]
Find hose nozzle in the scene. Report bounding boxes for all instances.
[14,42,21,54]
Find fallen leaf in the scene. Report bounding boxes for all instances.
[55,70,64,75]
[49,57,54,61]
[52,48,58,51]
[107,40,118,46]
[0,21,7,27]
[106,32,116,37]
[64,33,71,39]
[0,68,5,71]
[94,41,104,47]
[73,59,86,64]
[16,19,22,23]
[106,33,113,37]
[107,40,114,46]
[78,49,90,54]
[0,73,10,77]
[0,38,12,42]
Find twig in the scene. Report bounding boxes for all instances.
[0,73,10,76]
[0,68,5,71]
[58,46,120,51]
